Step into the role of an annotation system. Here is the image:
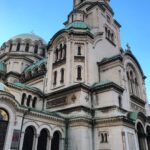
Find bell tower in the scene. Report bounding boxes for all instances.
[73,0,85,8]
[74,0,110,8]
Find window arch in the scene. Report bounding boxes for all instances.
[55,48,59,61]
[126,64,140,97]
[34,45,38,54]
[16,42,21,51]
[27,95,32,107]
[63,44,66,59]
[118,95,122,108]
[77,66,82,81]
[22,126,34,150]
[60,68,64,83]
[53,71,57,85]
[51,131,61,150]
[0,109,9,150]
[60,44,63,59]
[77,46,81,55]
[146,126,150,150]
[25,43,29,52]
[21,93,26,105]
[37,129,48,150]
[137,123,147,150]
[41,48,45,57]
[32,97,37,108]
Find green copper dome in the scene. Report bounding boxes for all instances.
[65,21,90,30]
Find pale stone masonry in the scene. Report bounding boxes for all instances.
[0,0,149,150]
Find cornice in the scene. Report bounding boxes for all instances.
[95,116,135,129]
[97,54,123,66]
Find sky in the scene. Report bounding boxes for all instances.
[0,0,150,101]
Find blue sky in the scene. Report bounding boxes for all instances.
[0,0,150,101]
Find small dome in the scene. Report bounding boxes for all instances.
[0,83,10,93]
[10,33,46,44]
[65,21,90,30]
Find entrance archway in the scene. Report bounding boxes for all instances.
[0,109,9,150]
[137,123,147,150]
[22,126,34,150]
[146,126,150,150]
[37,129,48,150]
[51,131,61,150]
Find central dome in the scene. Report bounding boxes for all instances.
[11,33,46,44]
[0,33,47,58]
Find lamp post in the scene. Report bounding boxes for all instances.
[18,108,31,150]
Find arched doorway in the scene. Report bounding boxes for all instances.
[22,126,34,150]
[137,123,147,150]
[0,109,9,149]
[146,126,150,150]
[51,131,61,150]
[37,129,48,150]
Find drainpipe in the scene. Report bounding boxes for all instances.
[18,108,31,150]
[65,118,69,150]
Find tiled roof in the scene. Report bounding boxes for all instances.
[24,57,47,72]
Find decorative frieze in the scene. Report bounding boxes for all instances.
[46,97,67,108]
[130,102,146,114]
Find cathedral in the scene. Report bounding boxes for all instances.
[0,0,150,150]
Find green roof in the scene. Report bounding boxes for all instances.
[65,21,90,30]
[0,83,10,93]
[24,57,47,72]
[13,82,43,94]
[127,112,146,121]
[91,80,112,88]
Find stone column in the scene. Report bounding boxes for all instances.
[33,133,39,150]
[47,136,52,150]
[19,132,25,150]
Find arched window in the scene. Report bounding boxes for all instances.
[146,126,150,150]
[22,126,34,150]
[118,95,122,108]
[32,97,37,108]
[34,45,38,54]
[53,71,57,85]
[21,93,26,105]
[9,43,13,52]
[27,95,31,107]
[37,129,48,150]
[16,43,20,51]
[60,44,63,59]
[41,48,45,57]
[55,48,59,61]
[137,123,147,150]
[111,33,114,42]
[51,131,61,150]
[60,68,64,83]
[126,64,140,97]
[25,43,29,52]
[63,44,66,59]
[105,27,108,38]
[0,109,9,150]
[77,66,82,80]
[77,46,81,55]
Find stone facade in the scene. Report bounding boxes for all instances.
[0,0,150,150]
